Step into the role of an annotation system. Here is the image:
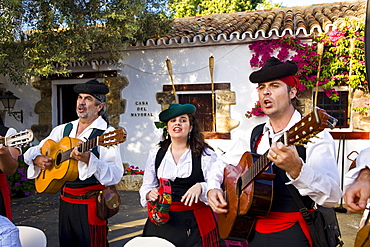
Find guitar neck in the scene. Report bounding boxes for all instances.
[61,137,99,163]
[240,152,271,190]
[240,134,285,190]
[79,137,99,152]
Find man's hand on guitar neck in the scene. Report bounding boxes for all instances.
[207,189,228,214]
[70,146,90,165]
[268,142,303,179]
[34,155,53,170]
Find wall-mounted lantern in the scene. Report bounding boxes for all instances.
[0,91,23,123]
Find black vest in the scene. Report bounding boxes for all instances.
[250,123,314,212]
[155,146,205,202]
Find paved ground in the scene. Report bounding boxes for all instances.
[11,191,362,247]
[12,190,147,247]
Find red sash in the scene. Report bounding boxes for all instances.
[60,184,105,226]
[255,210,313,247]
[170,201,220,247]
[0,174,12,220]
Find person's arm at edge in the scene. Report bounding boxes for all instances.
[344,167,370,213]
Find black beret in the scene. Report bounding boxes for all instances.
[73,79,109,95]
[249,57,298,83]
[159,104,196,122]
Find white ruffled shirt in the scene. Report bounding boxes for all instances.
[139,145,217,207]
[207,110,342,207]
[24,116,123,186]
[344,147,370,191]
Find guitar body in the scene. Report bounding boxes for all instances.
[35,137,81,194]
[218,151,275,241]
[239,165,275,216]
[34,129,127,194]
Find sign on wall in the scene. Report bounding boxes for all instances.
[130,101,154,117]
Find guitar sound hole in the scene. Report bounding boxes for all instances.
[55,153,62,168]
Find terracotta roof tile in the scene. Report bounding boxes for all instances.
[138,1,366,47]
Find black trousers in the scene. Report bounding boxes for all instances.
[143,210,226,247]
[248,223,310,247]
[59,199,109,247]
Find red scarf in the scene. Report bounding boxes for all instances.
[280,75,301,92]
[0,174,12,220]
[170,201,220,247]
[255,210,313,247]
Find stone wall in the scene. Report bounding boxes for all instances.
[116,175,143,191]
[352,86,370,131]
[32,79,53,141]
[31,76,128,141]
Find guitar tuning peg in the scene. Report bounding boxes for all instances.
[295,140,309,148]
[295,142,304,147]
[306,134,315,140]
[308,133,322,141]
[300,137,309,142]
[296,142,308,148]
[306,136,312,142]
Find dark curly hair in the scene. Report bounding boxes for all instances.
[158,114,214,157]
[287,85,304,115]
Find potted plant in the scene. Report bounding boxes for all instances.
[117,165,144,191]
[7,145,35,197]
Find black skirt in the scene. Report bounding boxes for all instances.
[143,210,202,247]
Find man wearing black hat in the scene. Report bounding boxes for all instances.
[24,79,125,247]
[207,57,341,246]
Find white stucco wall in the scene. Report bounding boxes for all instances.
[0,75,39,133]
[118,44,266,168]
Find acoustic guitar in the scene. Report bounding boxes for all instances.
[0,129,34,147]
[35,129,126,194]
[218,107,338,241]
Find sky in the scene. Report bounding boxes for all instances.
[271,0,344,7]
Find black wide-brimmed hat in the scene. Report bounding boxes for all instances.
[159,104,196,122]
[73,79,109,95]
[249,57,298,83]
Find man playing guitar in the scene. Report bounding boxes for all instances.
[207,57,342,247]
[24,79,125,247]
